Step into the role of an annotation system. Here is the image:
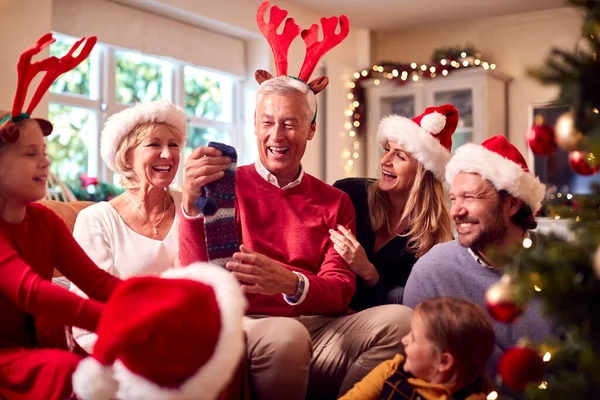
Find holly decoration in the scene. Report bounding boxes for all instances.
[568,150,598,175]
[526,115,556,156]
[485,274,525,323]
[498,345,545,392]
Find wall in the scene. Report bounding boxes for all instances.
[373,7,582,157]
[0,0,53,115]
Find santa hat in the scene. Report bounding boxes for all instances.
[72,263,247,400]
[445,135,546,213]
[100,99,187,171]
[377,104,459,181]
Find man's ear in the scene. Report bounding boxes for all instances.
[507,195,523,218]
[308,123,316,141]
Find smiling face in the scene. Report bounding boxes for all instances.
[378,141,419,196]
[401,311,444,381]
[449,172,513,251]
[0,120,50,206]
[255,92,315,186]
[126,124,181,190]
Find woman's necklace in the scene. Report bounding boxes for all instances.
[127,191,167,236]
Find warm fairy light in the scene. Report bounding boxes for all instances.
[534,285,542,292]
[431,72,436,78]
[411,62,417,69]
[349,130,356,137]
[567,193,573,199]
[557,193,562,198]
[374,79,380,85]
[353,152,359,159]
[377,66,384,72]
[348,82,355,89]
[421,64,427,71]
[347,93,354,100]
[490,64,496,70]
[555,215,561,220]
[430,66,436,73]
[543,352,552,362]
[348,159,354,166]
[392,69,399,77]
[442,70,448,76]
[361,69,368,76]
[412,75,419,81]
[539,381,548,389]
[352,101,359,107]
[353,121,360,127]
[354,113,360,119]
[353,72,360,79]
[475,59,481,65]
[461,51,467,58]
[594,108,599,114]
[401,75,407,81]
[343,150,351,158]
[372,65,379,71]
[345,109,353,117]
[523,237,533,248]
[344,122,352,130]
[441,59,447,65]
[463,60,469,67]
[487,391,498,400]
[353,141,360,149]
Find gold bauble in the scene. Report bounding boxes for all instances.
[554,111,584,151]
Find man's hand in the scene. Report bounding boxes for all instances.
[226,245,298,295]
[330,225,379,287]
[182,146,232,216]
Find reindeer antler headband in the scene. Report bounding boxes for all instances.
[0,33,97,148]
[255,1,350,95]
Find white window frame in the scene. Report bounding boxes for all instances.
[48,33,243,190]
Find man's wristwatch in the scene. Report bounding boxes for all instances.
[289,271,305,300]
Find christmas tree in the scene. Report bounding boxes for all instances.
[489,1,600,398]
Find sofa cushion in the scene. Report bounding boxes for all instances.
[37,200,95,233]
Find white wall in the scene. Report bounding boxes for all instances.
[0,0,53,115]
[373,7,582,156]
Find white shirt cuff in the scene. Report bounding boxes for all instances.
[181,203,204,219]
[284,272,310,306]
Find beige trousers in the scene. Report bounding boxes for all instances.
[243,304,413,400]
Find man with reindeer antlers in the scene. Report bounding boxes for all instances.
[178,2,413,399]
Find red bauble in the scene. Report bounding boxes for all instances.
[569,151,597,176]
[526,124,555,155]
[498,346,545,392]
[485,275,524,323]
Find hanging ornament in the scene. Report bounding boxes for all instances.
[554,111,584,151]
[568,151,597,175]
[526,115,555,155]
[498,345,545,392]
[485,275,524,323]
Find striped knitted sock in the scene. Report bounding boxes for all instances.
[195,142,238,267]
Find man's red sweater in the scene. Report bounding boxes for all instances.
[179,165,357,317]
[0,203,121,351]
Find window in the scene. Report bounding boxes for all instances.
[47,33,241,191]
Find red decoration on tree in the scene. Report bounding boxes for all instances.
[485,275,524,323]
[569,150,597,175]
[79,172,99,189]
[526,117,555,155]
[498,346,545,392]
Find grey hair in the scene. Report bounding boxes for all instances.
[255,76,317,124]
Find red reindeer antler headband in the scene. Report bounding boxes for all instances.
[255,1,350,94]
[0,33,97,147]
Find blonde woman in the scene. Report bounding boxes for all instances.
[331,105,457,311]
[70,99,186,351]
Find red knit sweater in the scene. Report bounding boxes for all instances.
[0,203,121,351]
[179,165,357,317]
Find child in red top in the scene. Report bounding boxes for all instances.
[0,33,121,400]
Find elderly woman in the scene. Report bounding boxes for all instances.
[70,99,186,351]
[330,105,458,311]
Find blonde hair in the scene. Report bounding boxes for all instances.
[368,163,453,258]
[114,121,185,189]
[416,297,495,384]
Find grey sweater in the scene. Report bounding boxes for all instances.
[403,240,554,376]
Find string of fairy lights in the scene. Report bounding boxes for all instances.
[342,51,497,176]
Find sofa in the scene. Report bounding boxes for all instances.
[38,199,252,399]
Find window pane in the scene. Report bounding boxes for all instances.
[47,104,96,183]
[116,50,164,105]
[183,126,231,162]
[184,66,233,122]
[50,36,92,97]
[434,89,473,128]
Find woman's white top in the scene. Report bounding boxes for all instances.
[70,190,182,352]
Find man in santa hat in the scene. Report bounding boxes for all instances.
[403,135,555,376]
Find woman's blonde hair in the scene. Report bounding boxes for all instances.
[416,297,495,384]
[114,121,185,189]
[367,162,453,258]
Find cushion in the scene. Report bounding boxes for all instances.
[37,200,95,233]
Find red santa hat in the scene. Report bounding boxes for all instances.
[445,135,546,213]
[100,99,187,172]
[377,104,459,181]
[72,263,247,400]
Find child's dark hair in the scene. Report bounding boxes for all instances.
[415,297,496,384]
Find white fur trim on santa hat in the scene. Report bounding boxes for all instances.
[72,357,119,400]
[100,99,187,171]
[377,115,451,181]
[109,263,247,400]
[445,143,546,213]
